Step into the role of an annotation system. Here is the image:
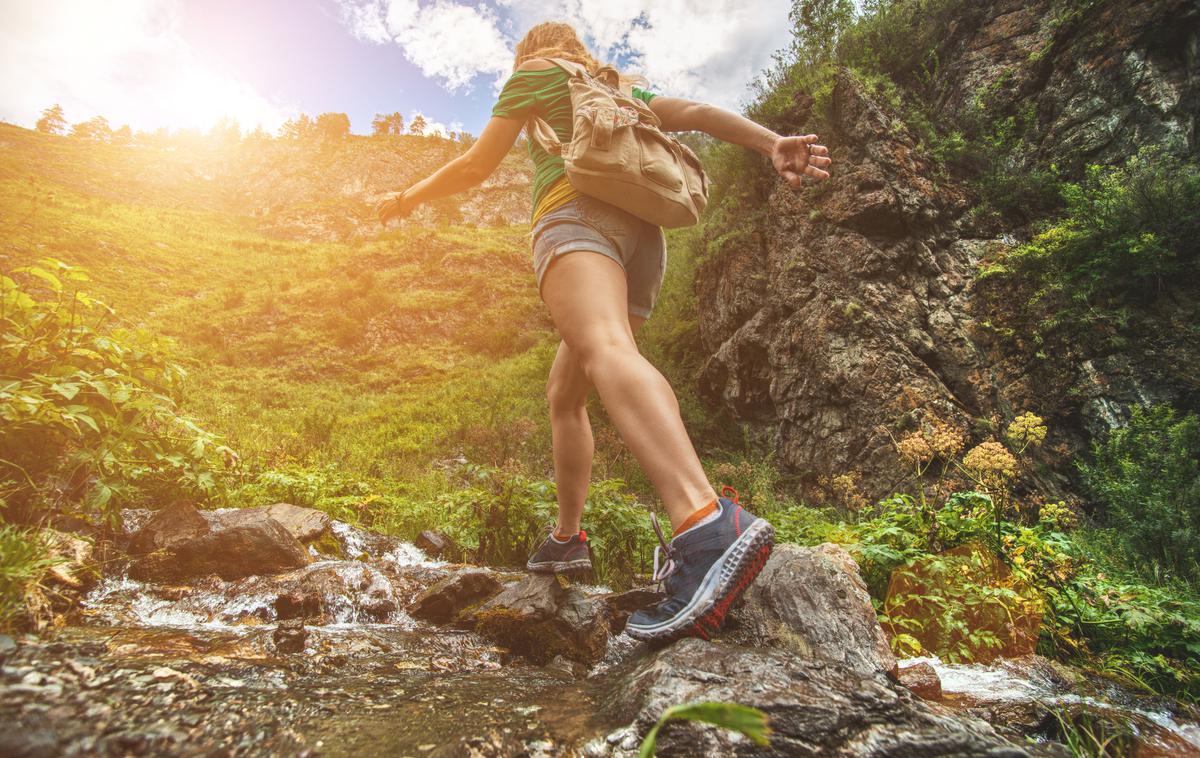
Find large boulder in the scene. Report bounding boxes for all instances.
[466,575,610,666]
[128,503,310,582]
[593,638,1028,756]
[724,543,898,678]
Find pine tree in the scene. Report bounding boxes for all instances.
[35,104,67,135]
[409,114,426,136]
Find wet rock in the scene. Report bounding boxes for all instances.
[258,561,398,624]
[415,530,462,561]
[249,503,330,542]
[597,638,1027,756]
[128,502,311,582]
[273,619,307,653]
[724,543,898,678]
[596,587,665,635]
[408,569,502,624]
[468,575,611,666]
[0,634,16,664]
[898,661,943,700]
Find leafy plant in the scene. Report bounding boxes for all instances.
[1078,403,1200,581]
[1,259,236,526]
[0,525,63,630]
[638,702,770,757]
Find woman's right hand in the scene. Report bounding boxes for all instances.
[771,135,831,187]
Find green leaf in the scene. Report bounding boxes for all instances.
[638,702,770,757]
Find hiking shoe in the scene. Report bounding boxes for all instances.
[526,525,593,574]
[625,487,774,642]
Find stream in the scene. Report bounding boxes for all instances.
[2,515,1199,756]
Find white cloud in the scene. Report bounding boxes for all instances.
[339,0,794,113]
[338,0,513,94]
[496,0,794,113]
[0,0,295,133]
[407,109,464,138]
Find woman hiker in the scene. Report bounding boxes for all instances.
[376,21,831,642]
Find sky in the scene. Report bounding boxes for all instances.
[0,0,796,137]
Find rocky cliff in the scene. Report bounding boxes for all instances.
[695,0,1199,503]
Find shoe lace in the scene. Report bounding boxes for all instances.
[649,511,677,589]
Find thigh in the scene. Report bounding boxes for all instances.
[540,250,638,359]
[531,198,627,302]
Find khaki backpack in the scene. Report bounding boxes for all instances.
[524,57,710,229]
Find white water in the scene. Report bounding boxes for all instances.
[900,655,1200,750]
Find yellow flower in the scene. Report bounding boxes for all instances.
[962,440,1017,478]
[1006,411,1047,448]
[896,432,933,464]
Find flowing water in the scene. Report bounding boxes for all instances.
[3,517,1199,756]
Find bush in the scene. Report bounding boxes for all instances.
[1078,402,1200,582]
[1,258,236,527]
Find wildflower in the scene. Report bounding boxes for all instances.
[1006,411,1047,450]
[962,440,1017,479]
[928,417,966,458]
[896,432,933,465]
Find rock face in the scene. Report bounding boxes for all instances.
[595,638,1027,756]
[694,0,1200,503]
[128,503,311,582]
[725,543,898,678]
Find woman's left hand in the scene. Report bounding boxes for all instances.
[376,190,415,225]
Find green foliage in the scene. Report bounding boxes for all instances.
[0,525,62,630]
[1,259,235,526]
[1078,403,1200,582]
[638,702,770,757]
[1047,708,1137,757]
[989,148,1200,327]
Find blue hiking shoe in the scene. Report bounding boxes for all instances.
[526,525,593,574]
[626,487,775,642]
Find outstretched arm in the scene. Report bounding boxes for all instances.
[647,96,831,186]
[376,115,525,225]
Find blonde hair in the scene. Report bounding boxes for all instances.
[513,21,650,93]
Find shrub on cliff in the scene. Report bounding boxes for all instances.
[1078,402,1200,582]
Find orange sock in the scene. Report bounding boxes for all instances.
[673,498,718,538]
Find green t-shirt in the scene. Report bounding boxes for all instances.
[491,67,658,221]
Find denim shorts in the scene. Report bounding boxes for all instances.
[529,194,667,319]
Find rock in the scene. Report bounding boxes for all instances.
[260,562,397,624]
[898,661,943,700]
[468,575,611,666]
[0,634,15,664]
[414,530,461,561]
[468,574,564,625]
[128,502,311,582]
[273,619,307,653]
[408,569,502,623]
[596,638,1027,756]
[725,543,898,678]
[252,503,330,542]
[596,587,665,635]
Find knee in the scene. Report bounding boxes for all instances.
[574,334,639,380]
[547,373,587,416]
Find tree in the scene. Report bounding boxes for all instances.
[315,112,351,140]
[279,114,317,140]
[35,104,66,135]
[69,115,112,142]
[788,0,856,68]
[113,124,133,145]
[371,111,404,136]
[458,130,477,147]
[409,114,426,137]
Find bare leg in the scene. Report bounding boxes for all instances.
[546,315,645,535]
[540,251,716,531]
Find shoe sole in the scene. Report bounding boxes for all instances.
[625,518,775,642]
[526,558,593,574]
